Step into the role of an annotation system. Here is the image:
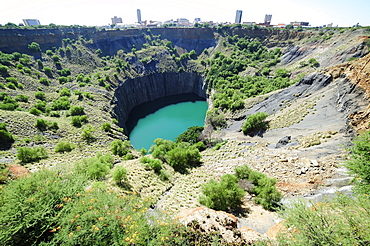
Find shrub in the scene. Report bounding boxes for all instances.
[34,91,46,101]
[70,115,87,127]
[59,87,71,97]
[29,107,41,116]
[34,100,47,112]
[44,66,53,77]
[81,124,96,143]
[112,166,128,185]
[176,126,204,145]
[140,156,162,173]
[199,174,245,211]
[51,96,70,110]
[55,141,76,153]
[58,76,68,84]
[0,123,14,149]
[39,77,50,85]
[345,131,370,194]
[28,42,41,53]
[101,122,111,132]
[6,82,17,90]
[242,112,269,135]
[69,105,84,116]
[111,139,132,157]
[277,195,370,245]
[35,118,48,131]
[14,94,28,102]
[166,143,201,173]
[16,146,48,163]
[0,170,88,245]
[235,164,282,210]
[75,153,114,180]
[0,65,8,75]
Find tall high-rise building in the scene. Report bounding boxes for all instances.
[235,10,242,24]
[137,9,142,23]
[264,14,272,25]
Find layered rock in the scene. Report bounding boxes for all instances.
[112,72,207,131]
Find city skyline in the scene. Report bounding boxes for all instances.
[1,0,369,28]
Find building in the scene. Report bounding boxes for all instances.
[137,9,142,23]
[23,19,40,26]
[111,16,122,25]
[177,18,190,26]
[264,14,272,25]
[290,21,309,27]
[235,10,242,24]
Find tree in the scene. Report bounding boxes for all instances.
[176,126,204,145]
[199,174,245,211]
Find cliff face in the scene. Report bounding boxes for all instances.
[112,72,207,130]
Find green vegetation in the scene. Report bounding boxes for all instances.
[55,140,75,153]
[176,126,204,145]
[345,131,370,194]
[150,138,201,173]
[0,123,14,149]
[199,174,245,211]
[35,118,59,131]
[235,164,282,210]
[111,139,133,160]
[242,112,269,135]
[75,153,114,180]
[112,165,128,185]
[16,146,48,163]
[71,115,88,127]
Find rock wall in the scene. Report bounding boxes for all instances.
[112,72,207,130]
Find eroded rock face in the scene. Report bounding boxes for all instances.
[112,72,207,131]
[176,207,266,244]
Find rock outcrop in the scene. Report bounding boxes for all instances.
[176,207,266,244]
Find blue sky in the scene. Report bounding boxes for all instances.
[1,0,368,27]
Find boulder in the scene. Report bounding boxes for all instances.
[276,136,291,148]
[176,207,266,244]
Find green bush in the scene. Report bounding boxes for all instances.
[29,107,41,116]
[149,138,176,162]
[0,65,8,75]
[34,91,46,101]
[35,118,49,131]
[81,124,96,143]
[166,143,201,173]
[16,146,48,163]
[28,42,41,53]
[0,95,18,111]
[39,77,51,86]
[55,140,75,153]
[111,139,132,158]
[6,82,17,90]
[277,195,370,245]
[199,174,245,211]
[51,96,70,110]
[71,115,88,127]
[58,76,68,84]
[0,123,14,149]
[44,66,53,77]
[140,156,163,173]
[242,112,269,135]
[235,164,281,210]
[75,153,114,180]
[176,126,204,145]
[59,87,71,97]
[14,94,28,102]
[0,170,88,245]
[101,122,111,132]
[345,131,370,194]
[112,165,128,185]
[69,105,85,116]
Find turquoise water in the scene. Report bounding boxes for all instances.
[129,101,208,150]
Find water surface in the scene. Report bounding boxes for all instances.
[129,100,208,150]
